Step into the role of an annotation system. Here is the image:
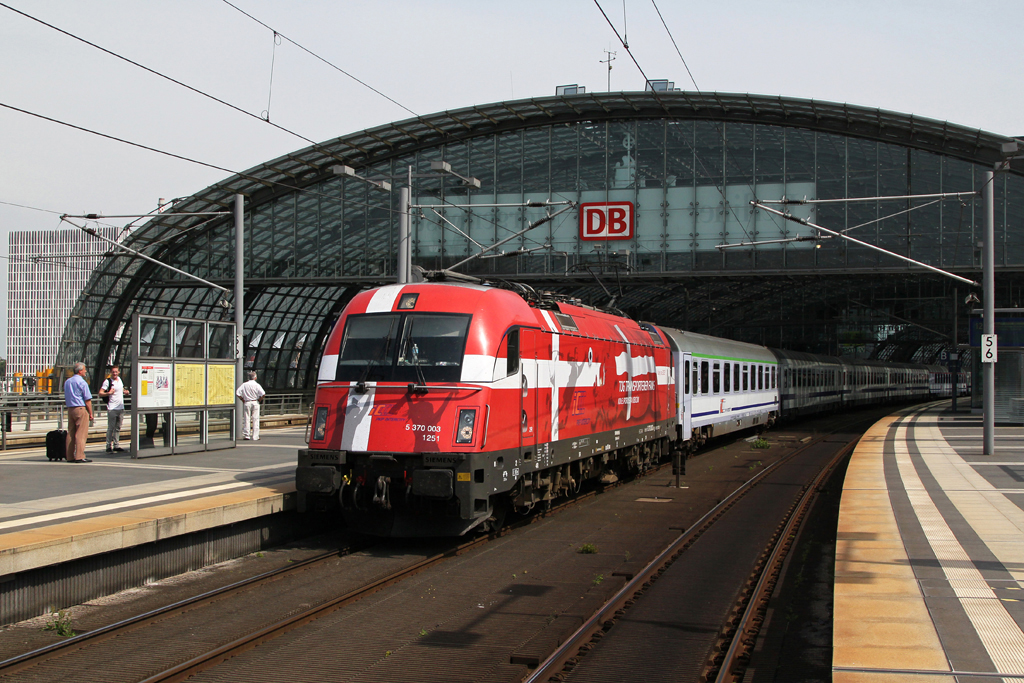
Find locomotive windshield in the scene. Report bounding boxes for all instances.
[336,313,471,383]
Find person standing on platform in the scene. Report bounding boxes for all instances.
[99,364,130,452]
[64,362,94,462]
[236,371,265,440]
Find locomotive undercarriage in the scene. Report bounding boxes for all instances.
[505,437,670,515]
[297,430,679,536]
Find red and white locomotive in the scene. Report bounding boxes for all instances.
[297,281,682,536]
[296,279,939,537]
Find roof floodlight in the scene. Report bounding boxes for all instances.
[463,177,481,189]
[430,161,453,174]
[331,165,391,192]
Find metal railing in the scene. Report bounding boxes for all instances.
[0,391,314,447]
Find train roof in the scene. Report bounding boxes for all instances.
[657,326,777,363]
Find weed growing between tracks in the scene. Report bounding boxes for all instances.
[42,611,75,638]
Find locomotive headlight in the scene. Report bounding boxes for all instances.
[313,407,330,442]
[455,409,477,444]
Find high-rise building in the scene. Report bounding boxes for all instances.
[7,226,120,379]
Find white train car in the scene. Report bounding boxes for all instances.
[660,327,779,449]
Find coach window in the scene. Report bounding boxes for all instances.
[713,362,721,393]
[733,363,740,392]
[724,362,731,392]
[772,366,776,389]
[758,365,764,390]
[742,364,749,391]
[701,361,709,394]
[693,364,698,394]
[684,360,690,393]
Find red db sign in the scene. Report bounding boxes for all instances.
[580,202,633,241]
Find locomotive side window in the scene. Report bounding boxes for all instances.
[701,361,709,395]
[493,328,520,380]
[506,329,520,376]
[713,362,721,394]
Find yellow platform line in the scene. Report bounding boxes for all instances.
[833,412,954,683]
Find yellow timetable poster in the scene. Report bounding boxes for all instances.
[207,364,236,405]
[174,363,206,406]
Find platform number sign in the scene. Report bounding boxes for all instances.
[982,334,998,363]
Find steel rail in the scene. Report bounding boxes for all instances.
[712,437,859,682]
[0,443,656,681]
[522,434,827,683]
[0,546,354,677]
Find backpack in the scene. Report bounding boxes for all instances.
[101,378,112,405]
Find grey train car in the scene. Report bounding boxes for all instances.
[771,349,932,418]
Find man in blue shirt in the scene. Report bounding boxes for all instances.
[64,362,94,462]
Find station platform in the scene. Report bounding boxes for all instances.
[0,425,305,581]
[834,401,1024,681]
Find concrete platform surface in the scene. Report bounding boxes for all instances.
[835,401,1024,682]
[0,426,305,578]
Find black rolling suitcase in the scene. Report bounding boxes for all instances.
[46,430,67,461]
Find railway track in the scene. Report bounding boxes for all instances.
[523,411,878,683]
[0,409,887,683]
[0,458,627,681]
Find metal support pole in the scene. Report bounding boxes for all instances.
[951,287,957,413]
[983,171,995,455]
[234,194,245,442]
[398,185,411,284]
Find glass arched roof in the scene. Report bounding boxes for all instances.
[57,91,1023,388]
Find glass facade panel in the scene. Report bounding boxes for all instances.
[51,94,1024,390]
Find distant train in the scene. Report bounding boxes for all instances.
[296,281,956,537]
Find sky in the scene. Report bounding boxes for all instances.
[1,0,1021,356]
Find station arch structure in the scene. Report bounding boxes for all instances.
[57,91,1024,390]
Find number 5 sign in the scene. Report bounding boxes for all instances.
[982,334,998,363]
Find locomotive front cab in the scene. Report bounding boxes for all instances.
[297,285,529,537]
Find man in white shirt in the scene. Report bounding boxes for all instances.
[235,371,266,440]
[99,364,130,453]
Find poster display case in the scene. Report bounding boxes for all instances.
[131,314,237,458]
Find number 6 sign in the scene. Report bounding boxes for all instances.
[982,334,998,363]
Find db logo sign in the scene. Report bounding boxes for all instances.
[580,202,633,241]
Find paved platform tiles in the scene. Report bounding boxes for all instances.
[0,426,304,578]
[835,401,1024,682]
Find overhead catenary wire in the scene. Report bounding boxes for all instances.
[592,0,765,246]
[650,0,699,91]
[0,100,397,215]
[219,0,418,118]
[0,2,321,146]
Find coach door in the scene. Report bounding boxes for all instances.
[677,352,692,439]
[519,328,543,462]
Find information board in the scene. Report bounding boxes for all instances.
[207,364,236,405]
[175,363,206,406]
[138,363,172,408]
